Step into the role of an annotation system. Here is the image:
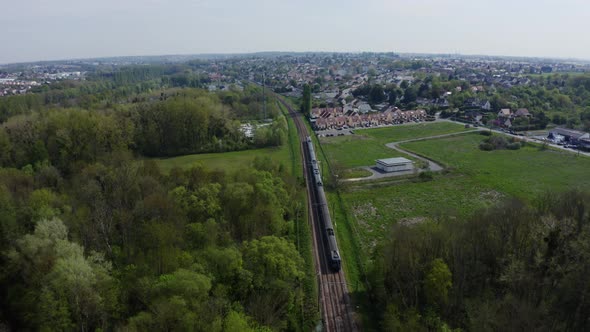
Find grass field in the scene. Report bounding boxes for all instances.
[338,131,590,253]
[401,132,590,198]
[319,122,469,169]
[153,146,290,174]
[340,168,373,179]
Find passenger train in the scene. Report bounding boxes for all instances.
[306,136,341,271]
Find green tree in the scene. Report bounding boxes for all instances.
[424,258,452,306]
[302,84,312,116]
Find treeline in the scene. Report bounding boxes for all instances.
[368,190,590,331]
[0,64,217,120]
[0,88,286,172]
[0,153,315,330]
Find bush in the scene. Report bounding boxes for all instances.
[479,142,494,151]
[507,142,521,150]
[487,136,508,149]
[479,130,493,136]
[419,171,434,181]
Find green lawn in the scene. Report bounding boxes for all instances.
[320,122,468,168]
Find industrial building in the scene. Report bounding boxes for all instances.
[375,157,414,173]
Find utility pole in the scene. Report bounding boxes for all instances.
[263,70,267,120]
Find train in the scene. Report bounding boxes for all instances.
[306,136,342,272]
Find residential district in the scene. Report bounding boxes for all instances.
[2,52,590,150]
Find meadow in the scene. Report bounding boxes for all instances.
[335,131,590,254]
[153,145,290,173]
[319,122,469,169]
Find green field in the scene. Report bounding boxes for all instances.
[320,122,469,168]
[153,146,290,174]
[340,168,372,179]
[336,132,590,253]
[401,132,590,198]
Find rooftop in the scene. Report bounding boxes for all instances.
[376,157,413,166]
[551,127,589,139]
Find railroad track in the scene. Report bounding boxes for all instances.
[278,97,358,332]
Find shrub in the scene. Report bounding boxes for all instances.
[419,171,434,181]
[507,142,521,150]
[479,142,494,151]
[479,130,492,136]
[487,136,508,149]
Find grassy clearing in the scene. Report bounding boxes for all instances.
[358,121,469,142]
[339,131,590,253]
[278,102,303,179]
[340,168,373,179]
[153,146,290,174]
[401,132,590,199]
[320,122,468,169]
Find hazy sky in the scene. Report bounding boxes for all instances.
[2,0,590,64]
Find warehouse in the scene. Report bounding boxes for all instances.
[548,128,590,144]
[375,157,414,173]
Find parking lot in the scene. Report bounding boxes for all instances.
[316,128,355,137]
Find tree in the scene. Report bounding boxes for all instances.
[403,86,418,104]
[302,84,312,116]
[5,218,119,331]
[424,258,452,306]
[369,85,386,104]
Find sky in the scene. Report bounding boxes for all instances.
[1,0,590,64]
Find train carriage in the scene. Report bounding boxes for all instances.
[306,136,341,271]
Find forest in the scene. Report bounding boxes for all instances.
[368,190,590,331]
[0,66,312,331]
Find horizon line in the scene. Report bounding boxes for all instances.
[2,50,590,67]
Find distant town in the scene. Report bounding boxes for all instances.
[2,52,590,148]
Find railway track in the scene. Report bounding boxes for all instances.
[278,97,358,332]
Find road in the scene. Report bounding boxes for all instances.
[278,97,359,332]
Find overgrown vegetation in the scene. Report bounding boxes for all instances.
[369,190,590,331]
[0,66,316,331]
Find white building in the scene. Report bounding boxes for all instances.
[376,157,414,173]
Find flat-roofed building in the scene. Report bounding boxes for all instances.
[376,157,414,173]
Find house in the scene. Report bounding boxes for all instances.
[434,98,449,108]
[311,108,323,118]
[464,98,491,111]
[315,118,328,130]
[465,110,483,123]
[358,103,372,114]
[498,109,512,118]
